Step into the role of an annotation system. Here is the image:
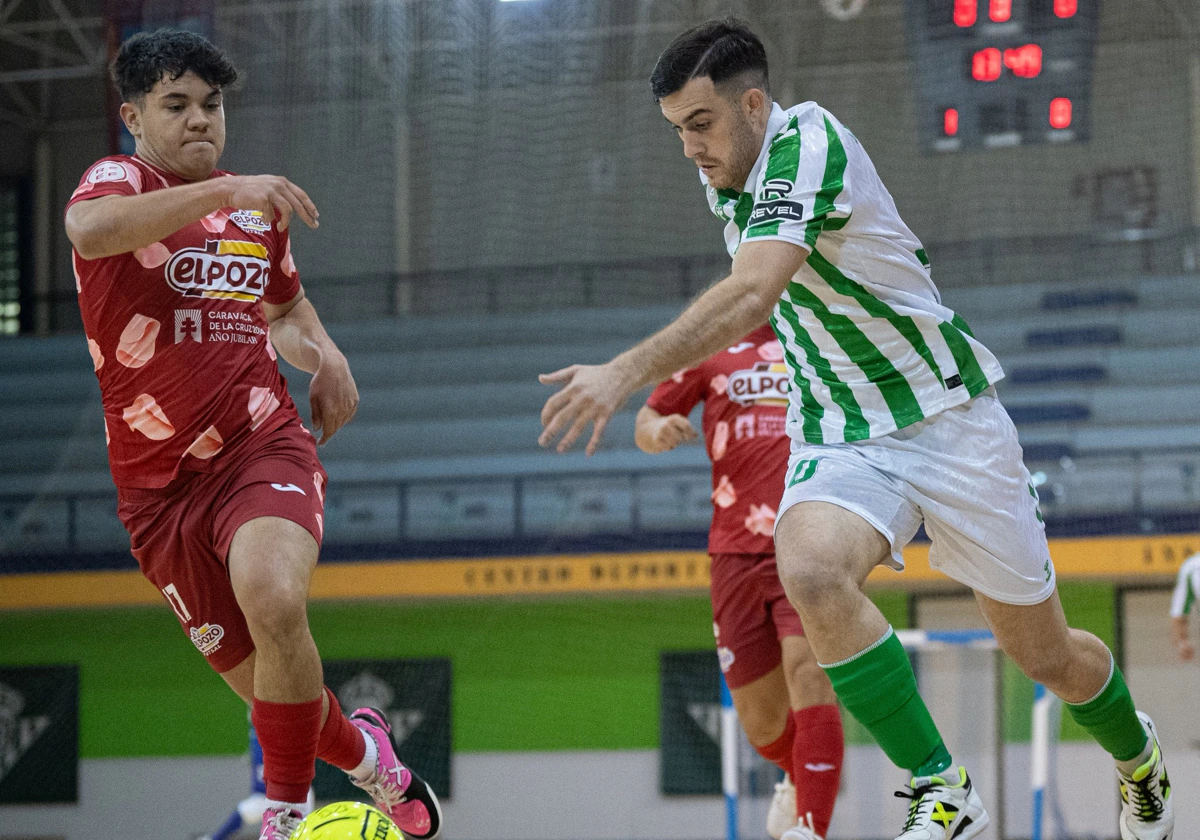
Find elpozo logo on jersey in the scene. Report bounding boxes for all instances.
[727,362,790,406]
[229,209,271,233]
[165,239,269,302]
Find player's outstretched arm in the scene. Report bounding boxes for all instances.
[65,174,319,260]
[635,405,698,454]
[265,288,358,445]
[539,239,805,455]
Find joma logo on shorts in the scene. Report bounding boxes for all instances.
[165,240,270,303]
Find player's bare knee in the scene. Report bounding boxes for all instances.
[741,703,789,746]
[776,553,850,615]
[245,599,309,647]
[235,565,309,640]
[733,689,790,746]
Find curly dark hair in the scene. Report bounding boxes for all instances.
[650,18,769,103]
[111,29,239,102]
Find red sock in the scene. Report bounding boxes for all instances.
[791,704,844,837]
[251,695,323,804]
[316,687,367,771]
[753,712,796,777]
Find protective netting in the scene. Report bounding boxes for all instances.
[3,1,1200,561]
[197,0,1200,317]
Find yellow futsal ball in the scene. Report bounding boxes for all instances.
[290,801,404,840]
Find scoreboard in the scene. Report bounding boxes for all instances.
[906,0,1101,152]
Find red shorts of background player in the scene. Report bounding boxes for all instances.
[117,419,327,674]
[711,553,805,689]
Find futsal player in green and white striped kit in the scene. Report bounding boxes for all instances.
[1170,552,1200,662]
[538,18,1174,840]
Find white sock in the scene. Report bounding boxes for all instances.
[264,798,308,816]
[349,728,378,781]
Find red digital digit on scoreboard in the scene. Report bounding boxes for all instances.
[943,108,960,136]
[1003,44,1042,78]
[1055,0,1078,18]
[1050,97,1073,128]
[953,0,1078,27]
[972,47,1002,82]
[954,0,977,27]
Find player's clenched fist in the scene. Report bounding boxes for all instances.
[638,412,698,454]
[222,174,319,231]
[309,352,359,445]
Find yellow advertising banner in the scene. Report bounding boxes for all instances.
[3,532,1199,611]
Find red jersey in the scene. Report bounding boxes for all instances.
[67,155,302,489]
[646,324,790,555]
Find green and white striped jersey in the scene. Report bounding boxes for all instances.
[706,102,1005,444]
[1171,553,1200,617]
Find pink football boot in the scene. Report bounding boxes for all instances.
[258,805,303,840]
[349,707,443,839]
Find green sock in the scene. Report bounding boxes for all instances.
[822,627,952,777]
[1065,654,1148,763]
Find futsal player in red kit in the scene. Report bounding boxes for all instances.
[64,31,441,840]
[636,324,843,840]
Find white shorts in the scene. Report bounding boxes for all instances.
[777,389,1056,605]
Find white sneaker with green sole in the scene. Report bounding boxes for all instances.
[1118,712,1173,840]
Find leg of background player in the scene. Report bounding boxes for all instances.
[220,651,256,704]
[780,636,842,838]
[229,516,324,810]
[774,502,952,777]
[729,666,792,760]
[729,663,797,840]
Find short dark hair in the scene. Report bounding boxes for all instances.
[650,18,770,102]
[111,29,239,103]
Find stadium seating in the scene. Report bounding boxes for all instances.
[3,273,1200,557]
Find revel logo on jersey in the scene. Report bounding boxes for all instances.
[727,362,790,406]
[759,178,793,202]
[165,240,270,302]
[748,200,805,228]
